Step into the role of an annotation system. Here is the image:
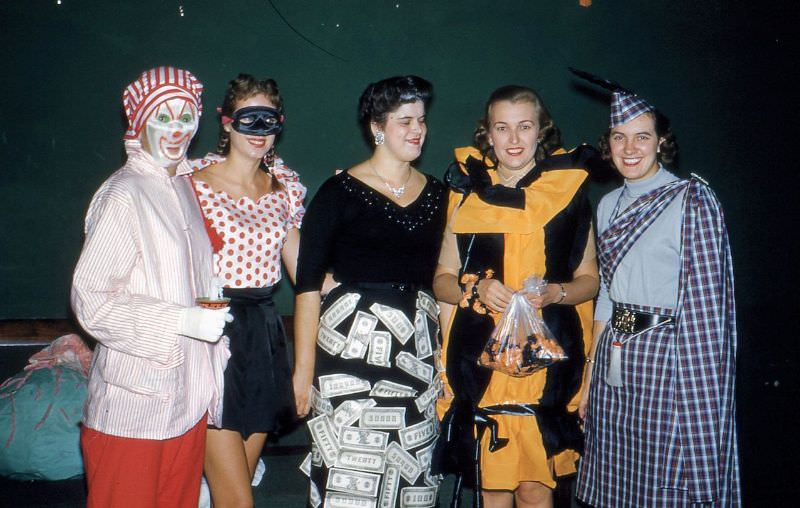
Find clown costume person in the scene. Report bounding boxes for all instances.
[71,67,233,508]
[571,69,741,507]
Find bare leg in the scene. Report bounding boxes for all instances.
[243,432,268,479]
[204,429,261,508]
[482,490,514,508]
[515,481,553,508]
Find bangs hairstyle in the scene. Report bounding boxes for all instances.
[357,75,433,143]
[474,85,562,164]
[597,110,679,169]
[216,73,283,156]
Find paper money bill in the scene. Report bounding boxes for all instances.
[347,311,378,342]
[339,426,390,451]
[398,417,437,450]
[299,452,312,477]
[369,303,414,344]
[416,291,439,321]
[360,407,406,429]
[424,472,443,487]
[386,441,422,484]
[396,352,434,383]
[332,400,368,433]
[414,382,440,413]
[319,374,372,398]
[324,492,378,508]
[341,338,368,359]
[307,414,340,467]
[353,398,379,410]
[378,466,401,508]
[366,331,392,367]
[310,480,322,508]
[336,447,386,473]
[342,311,378,359]
[311,443,323,466]
[321,293,361,329]
[424,402,437,420]
[310,385,334,417]
[326,467,382,498]
[370,379,418,398]
[433,349,445,374]
[415,440,436,476]
[413,311,432,360]
[318,324,347,356]
[400,486,438,508]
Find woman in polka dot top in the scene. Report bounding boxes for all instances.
[190,74,305,507]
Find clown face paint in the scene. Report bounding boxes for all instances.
[143,98,199,168]
[230,106,283,136]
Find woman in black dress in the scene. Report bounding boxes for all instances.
[293,76,447,507]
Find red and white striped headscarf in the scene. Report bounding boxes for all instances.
[122,66,204,140]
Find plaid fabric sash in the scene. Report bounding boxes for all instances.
[596,177,740,503]
[597,179,688,286]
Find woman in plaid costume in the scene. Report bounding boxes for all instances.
[573,71,741,507]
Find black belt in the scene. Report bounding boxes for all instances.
[343,281,425,293]
[611,304,673,334]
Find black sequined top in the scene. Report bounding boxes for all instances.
[295,171,448,293]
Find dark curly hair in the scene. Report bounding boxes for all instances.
[357,75,433,144]
[598,110,679,169]
[474,85,562,164]
[216,74,283,157]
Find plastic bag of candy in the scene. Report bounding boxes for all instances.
[478,276,567,377]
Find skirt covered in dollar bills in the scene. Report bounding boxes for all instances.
[302,282,443,508]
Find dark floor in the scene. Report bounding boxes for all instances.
[0,448,474,508]
[2,302,797,507]
[0,456,574,508]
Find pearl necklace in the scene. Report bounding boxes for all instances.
[369,161,413,198]
[497,162,536,187]
[497,170,523,186]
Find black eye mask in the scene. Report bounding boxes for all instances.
[230,106,283,136]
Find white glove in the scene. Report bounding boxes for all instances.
[178,306,234,343]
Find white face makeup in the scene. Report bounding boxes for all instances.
[143,98,198,168]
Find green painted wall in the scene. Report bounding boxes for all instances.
[1,0,791,319]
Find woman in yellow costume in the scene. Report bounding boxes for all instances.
[432,86,599,508]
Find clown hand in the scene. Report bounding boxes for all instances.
[178,307,234,343]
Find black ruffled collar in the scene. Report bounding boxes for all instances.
[445,145,603,210]
[445,154,534,210]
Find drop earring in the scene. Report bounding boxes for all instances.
[263,146,276,171]
[374,130,385,146]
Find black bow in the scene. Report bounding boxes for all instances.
[445,155,526,210]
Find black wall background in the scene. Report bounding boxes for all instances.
[1,0,797,504]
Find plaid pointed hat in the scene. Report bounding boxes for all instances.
[569,68,655,128]
[122,66,204,140]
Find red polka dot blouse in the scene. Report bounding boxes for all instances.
[191,154,306,288]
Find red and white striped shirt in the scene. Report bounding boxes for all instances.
[72,140,230,440]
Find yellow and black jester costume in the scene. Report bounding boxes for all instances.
[433,146,595,503]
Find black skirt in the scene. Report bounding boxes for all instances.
[307,282,443,506]
[216,286,295,437]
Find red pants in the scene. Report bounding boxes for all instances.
[80,417,207,508]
